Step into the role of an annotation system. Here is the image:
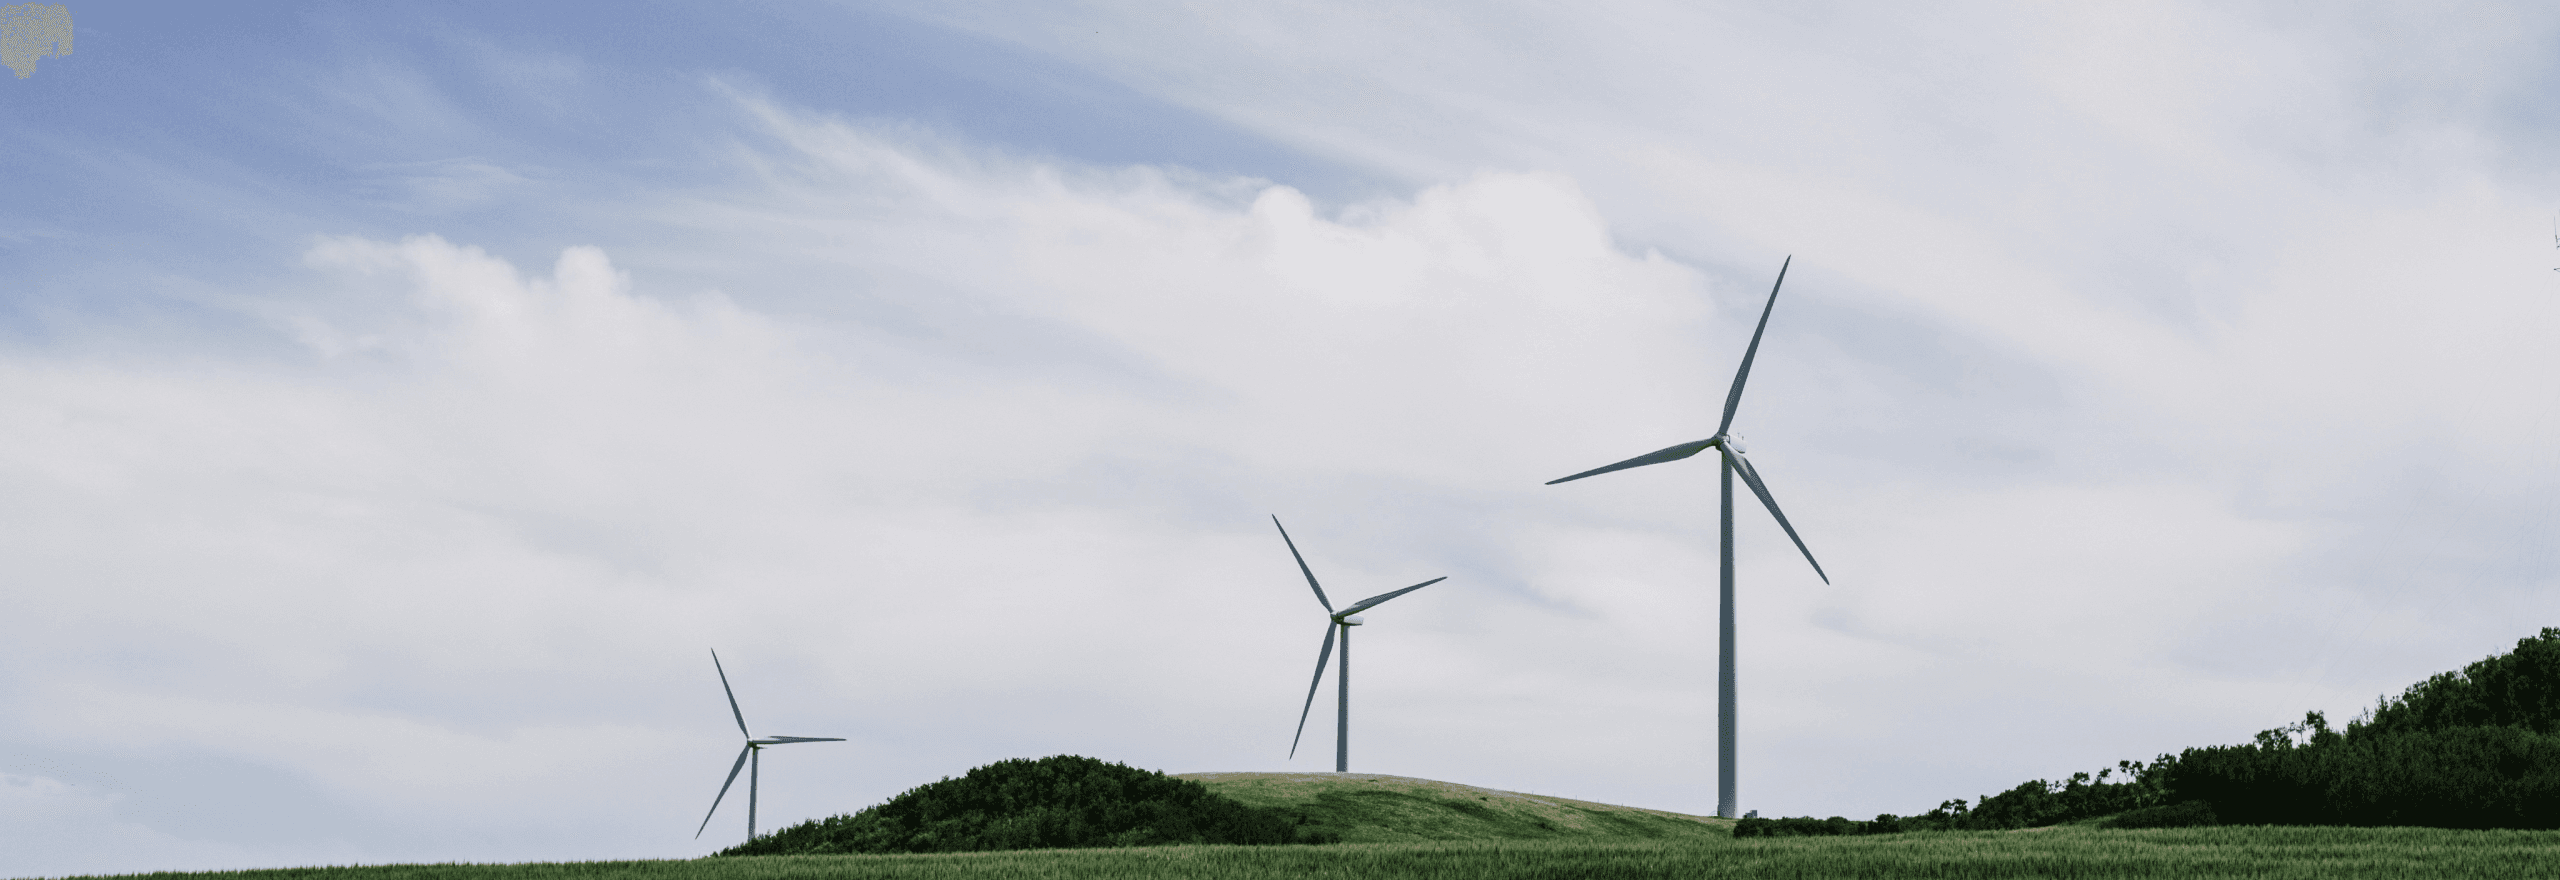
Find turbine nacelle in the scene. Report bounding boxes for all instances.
[1335,614,1365,626]
[751,735,845,745]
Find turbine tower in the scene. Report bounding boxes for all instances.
[1273,516,1447,773]
[695,649,845,843]
[1546,256,1828,819]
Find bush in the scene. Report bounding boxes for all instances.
[2355,628,2560,737]
[1731,816,1857,837]
[1905,627,2560,833]
[720,755,1339,855]
[2154,630,2560,829]
[1889,763,2171,833]
[2165,725,2560,828]
[2102,801,2217,829]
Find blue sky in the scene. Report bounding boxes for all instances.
[7,2,2560,876]
[5,2,1371,337]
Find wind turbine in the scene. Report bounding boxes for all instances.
[694,649,845,843]
[1545,256,1829,820]
[1273,516,1447,773]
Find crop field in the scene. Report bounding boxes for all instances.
[36,772,2560,880]
[46,825,2560,880]
[1177,771,1733,843]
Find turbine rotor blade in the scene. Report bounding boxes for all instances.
[1342,577,1448,616]
[1288,623,1337,759]
[1729,449,1829,584]
[694,744,752,838]
[755,736,847,744]
[1718,256,1792,437]
[1546,439,1718,485]
[1272,516,1334,612]
[711,649,750,739]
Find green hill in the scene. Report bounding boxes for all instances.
[1177,772,1732,843]
[721,756,1331,855]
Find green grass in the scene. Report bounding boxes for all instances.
[1173,772,1732,843]
[52,827,2560,880]
[37,777,2560,879]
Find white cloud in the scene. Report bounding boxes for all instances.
[2,109,1794,868]
[886,0,2560,687]
[357,159,536,215]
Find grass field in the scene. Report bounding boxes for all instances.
[53,827,2560,880]
[1175,771,1732,843]
[37,775,2560,880]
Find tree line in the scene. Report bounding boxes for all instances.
[1737,627,2560,836]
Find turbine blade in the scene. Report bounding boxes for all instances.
[694,744,752,838]
[1273,516,1334,612]
[1729,450,1829,584]
[1343,577,1448,616]
[757,736,847,744]
[1546,439,1718,485]
[1718,256,1792,437]
[712,649,750,738]
[1288,623,1337,759]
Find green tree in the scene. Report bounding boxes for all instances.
[722,755,1337,855]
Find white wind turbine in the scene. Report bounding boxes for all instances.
[694,649,844,843]
[1273,516,1447,773]
[1547,257,1829,819]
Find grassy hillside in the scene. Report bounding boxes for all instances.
[1174,772,1730,843]
[50,826,2560,880]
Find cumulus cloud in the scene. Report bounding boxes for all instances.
[2,106,1806,867]
[896,0,2560,706]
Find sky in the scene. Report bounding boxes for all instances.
[5,1,2560,875]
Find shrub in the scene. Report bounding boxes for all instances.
[1731,816,1857,837]
[1887,764,2170,833]
[2155,630,2560,829]
[720,755,1338,855]
[2165,725,2560,828]
[2355,628,2560,737]
[1744,629,2560,835]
